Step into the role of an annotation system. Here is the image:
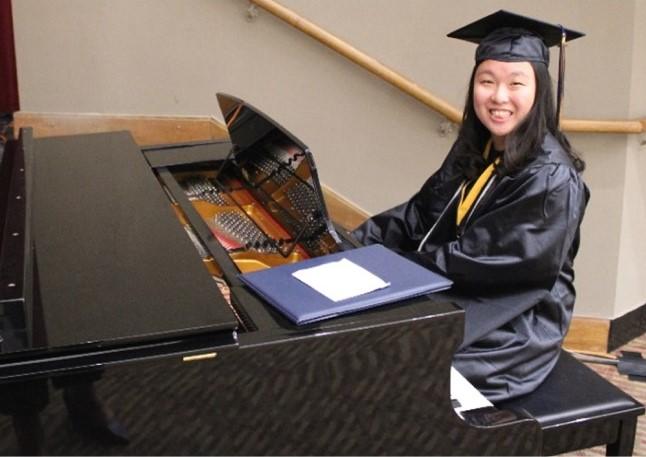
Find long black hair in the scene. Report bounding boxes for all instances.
[453,61,585,180]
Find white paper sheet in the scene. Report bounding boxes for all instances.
[450,366,492,415]
[291,258,390,302]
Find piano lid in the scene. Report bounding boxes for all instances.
[215,93,342,256]
[3,130,238,355]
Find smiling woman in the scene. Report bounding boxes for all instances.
[352,10,590,403]
[473,60,536,150]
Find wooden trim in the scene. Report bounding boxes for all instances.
[322,185,370,232]
[12,112,229,146]
[251,0,645,135]
[563,317,610,356]
[560,118,644,134]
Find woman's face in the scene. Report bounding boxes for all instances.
[473,60,536,150]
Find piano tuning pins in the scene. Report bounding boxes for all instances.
[213,211,277,254]
[183,178,227,205]
[251,156,291,186]
[286,183,318,218]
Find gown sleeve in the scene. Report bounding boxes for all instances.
[407,163,588,292]
[351,197,426,251]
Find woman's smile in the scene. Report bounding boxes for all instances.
[473,60,536,149]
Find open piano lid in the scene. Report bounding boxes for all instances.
[215,93,342,257]
[0,129,238,363]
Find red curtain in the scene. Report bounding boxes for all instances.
[0,0,19,112]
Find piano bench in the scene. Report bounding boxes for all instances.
[497,350,645,456]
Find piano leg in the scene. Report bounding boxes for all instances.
[12,413,44,456]
[61,382,130,446]
[0,378,48,455]
[606,417,638,456]
[0,374,129,454]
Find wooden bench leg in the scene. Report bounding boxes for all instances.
[607,418,638,456]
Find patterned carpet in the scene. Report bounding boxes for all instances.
[570,334,646,456]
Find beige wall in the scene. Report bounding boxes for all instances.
[615,0,646,317]
[11,0,646,320]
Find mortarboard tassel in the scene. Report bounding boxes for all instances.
[556,25,567,126]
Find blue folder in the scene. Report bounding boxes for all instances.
[238,244,453,325]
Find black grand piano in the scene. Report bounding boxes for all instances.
[0,94,641,455]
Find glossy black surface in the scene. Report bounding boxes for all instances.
[0,304,542,455]
[1,130,236,358]
[143,140,231,169]
[499,350,644,455]
[0,133,34,354]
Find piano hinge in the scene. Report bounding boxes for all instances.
[182,352,218,363]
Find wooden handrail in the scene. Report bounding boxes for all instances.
[249,0,462,124]
[249,0,644,135]
[560,118,644,134]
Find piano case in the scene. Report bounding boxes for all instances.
[0,97,548,455]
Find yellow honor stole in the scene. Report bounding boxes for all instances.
[456,140,499,226]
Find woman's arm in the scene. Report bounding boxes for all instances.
[408,164,588,291]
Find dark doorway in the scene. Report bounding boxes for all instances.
[0,0,19,113]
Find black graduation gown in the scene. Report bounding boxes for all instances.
[352,134,590,402]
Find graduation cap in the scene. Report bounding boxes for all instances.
[447,10,585,121]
